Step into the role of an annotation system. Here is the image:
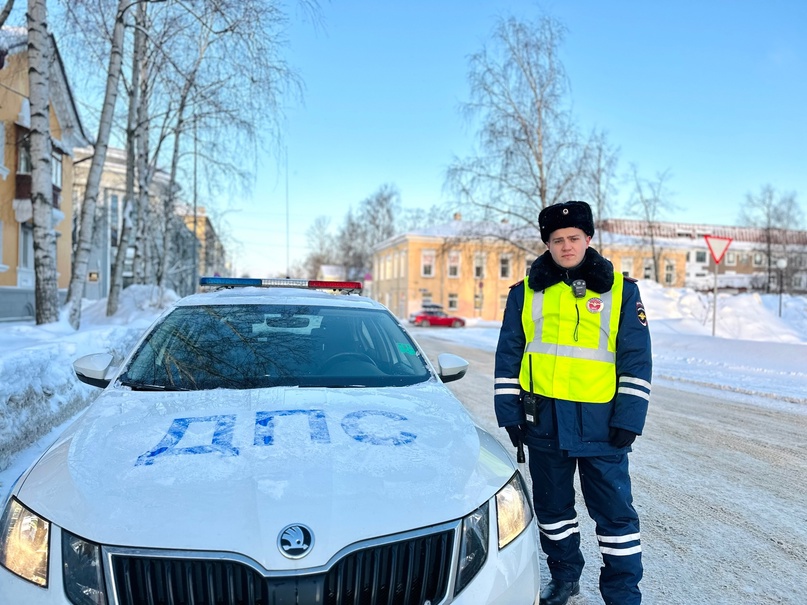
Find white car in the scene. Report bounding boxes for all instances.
[0,278,540,605]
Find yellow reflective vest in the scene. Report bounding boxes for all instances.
[519,273,624,403]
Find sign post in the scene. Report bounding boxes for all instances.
[703,235,733,336]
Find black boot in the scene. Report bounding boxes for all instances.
[539,579,580,605]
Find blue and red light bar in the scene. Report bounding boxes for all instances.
[199,277,363,293]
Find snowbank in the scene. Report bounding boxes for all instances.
[0,286,178,471]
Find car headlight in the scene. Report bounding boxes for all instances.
[496,472,534,549]
[0,497,50,587]
[454,501,489,596]
[62,530,107,605]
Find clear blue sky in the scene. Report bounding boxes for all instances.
[219,0,807,278]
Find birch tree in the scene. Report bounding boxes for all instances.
[626,164,675,283]
[64,0,129,329]
[0,0,15,28]
[335,185,400,281]
[103,0,307,312]
[61,0,311,322]
[584,130,619,252]
[739,184,803,291]
[27,0,59,324]
[303,216,337,279]
[106,0,146,316]
[445,14,594,256]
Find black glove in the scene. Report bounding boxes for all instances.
[505,425,525,448]
[609,427,638,448]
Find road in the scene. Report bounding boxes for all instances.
[414,330,807,605]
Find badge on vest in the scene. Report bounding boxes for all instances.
[586,297,604,313]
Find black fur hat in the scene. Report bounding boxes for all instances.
[538,201,595,243]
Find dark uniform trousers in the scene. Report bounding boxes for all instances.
[528,448,643,605]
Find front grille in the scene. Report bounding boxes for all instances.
[110,529,454,605]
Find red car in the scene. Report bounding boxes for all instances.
[409,308,466,328]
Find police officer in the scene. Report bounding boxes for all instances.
[494,201,651,605]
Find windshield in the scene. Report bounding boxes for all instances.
[119,304,432,390]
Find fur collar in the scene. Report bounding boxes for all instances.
[527,247,615,293]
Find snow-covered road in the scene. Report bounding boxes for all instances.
[415,332,807,605]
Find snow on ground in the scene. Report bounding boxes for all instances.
[1,281,806,498]
[435,280,807,408]
[0,286,178,476]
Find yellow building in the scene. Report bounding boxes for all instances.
[177,205,230,280]
[372,215,807,322]
[372,215,535,321]
[0,28,90,319]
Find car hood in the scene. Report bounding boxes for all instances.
[17,383,515,571]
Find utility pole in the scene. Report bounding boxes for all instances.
[193,116,198,290]
[285,145,289,278]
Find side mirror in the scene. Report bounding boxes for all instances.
[73,353,116,389]
[437,353,468,383]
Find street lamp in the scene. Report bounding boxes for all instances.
[776,258,788,317]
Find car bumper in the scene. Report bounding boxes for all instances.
[1,517,540,605]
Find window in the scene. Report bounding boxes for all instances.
[448,293,458,310]
[664,260,675,285]
[421,250,435,277]
[0,220,5,271]
[18,134,31,174]
[499,255,511,279]
[753,252,764,267]
[0,122,8,180]
[52,152,62,188]
[499,294,508,311]
[447,250,460,278]
[695,251,707,263]
[474,292,483,310]
[643,259,654,280]
[725,251,736,266]
[109,193,120,247]
[474,252,485,279]
[20,223,34,270]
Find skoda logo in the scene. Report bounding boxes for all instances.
[278,524,314,559]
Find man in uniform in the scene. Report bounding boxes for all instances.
[494,200,652,605]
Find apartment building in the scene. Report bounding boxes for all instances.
[71,147,193,298]
[0,28,90,320]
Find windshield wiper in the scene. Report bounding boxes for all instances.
[119,380,191,392]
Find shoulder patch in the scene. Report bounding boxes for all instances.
[636,301,648,326]
[509,279,524,289]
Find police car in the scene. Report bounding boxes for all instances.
[0,278,540,605]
